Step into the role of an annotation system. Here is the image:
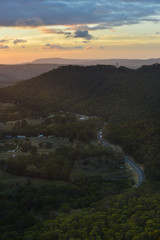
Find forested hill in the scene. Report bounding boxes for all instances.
[0,64,160,122]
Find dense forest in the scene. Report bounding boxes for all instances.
[0,64,160,180]
[0,180,159,239]
[0,64,160,120]
[0,64,160,239]
[0,144,124,181]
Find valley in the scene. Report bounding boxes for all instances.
[0,64,160,239]
[1,0,160,238]
[0,106,129,184]
[0,64,61,88]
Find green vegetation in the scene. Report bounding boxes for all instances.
[1,64,160,181]
[0,64,160,238]
[0,64,160,120]
[103,119,160,181]
[24,182,160,240]
[0,144,124,181]
[0,181,159,239]
[0,112,103,142]
[0,139,130,239]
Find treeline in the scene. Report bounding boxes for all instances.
[104,119,160,181]
[1,64,160,120]
[0,64,160,181]
[26,181,160,240]
[0,181,159,239]
[1,116,103,143]
[0,65,160,178]
[0,144,124,181]
[1,64,160,239]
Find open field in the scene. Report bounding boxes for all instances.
[0,107,131,187]
[0,136,70,159]
[0,117,44,130]
[0,169,75,187]
[71,155,131,183]
[0,102,17,109]
[27,136,70,154]
[3,117,45,128]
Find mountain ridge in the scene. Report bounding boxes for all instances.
[0,64,160,120]
[0,64,160,181]
[32,57,160,69]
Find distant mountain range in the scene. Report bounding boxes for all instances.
[1,58,160,88]
[0,64,61,88]
[32,57,160,69]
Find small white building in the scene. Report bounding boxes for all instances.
[48,135,54,139]
[79,115,89,120]
[38,134,44,138]
[47,114,54,119]
[17,136,26,139]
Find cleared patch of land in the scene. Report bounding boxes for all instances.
[0,102,16,109]
[0,136,70,159]
[0,109,131,186]
[71,155,130,183]
[0,169,75,187]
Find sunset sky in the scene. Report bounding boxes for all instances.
[0,0,160,64]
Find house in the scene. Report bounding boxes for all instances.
[47,114,54,119]
[38,134,44,138]
[48,135,54,139]
[79,115,89,120]
[5,135,12,139]
[17,136,26,139]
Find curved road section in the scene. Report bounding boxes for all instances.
[98,129,145,187]
[124,157,145,186]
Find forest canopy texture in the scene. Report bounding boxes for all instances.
[0,64,160,239]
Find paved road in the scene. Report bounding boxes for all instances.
[124,156,145,186]
[98,129,145,187]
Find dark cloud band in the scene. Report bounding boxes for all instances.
[0,45,9,49]
[0,0,160,27]
[13,39,27,44]
[43,44,83,50]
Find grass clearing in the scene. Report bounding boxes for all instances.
[0,102,17,110]
[5,117,45,128]
[71,155,128,182]
[0,169,75,187]
[29,136,70,153]
[0,136,71,159]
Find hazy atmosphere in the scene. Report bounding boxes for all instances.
[1,0,160,63]
[0,1,160,240]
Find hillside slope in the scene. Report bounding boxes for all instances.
[0,64,160,120]
[32,57,160,69]
[1,64,160,181]
[0,64,61,88]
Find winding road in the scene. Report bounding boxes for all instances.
[98,129,145,187]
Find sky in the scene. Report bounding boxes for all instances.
[0,0,160,64]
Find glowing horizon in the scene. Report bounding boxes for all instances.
[0,0,160,64]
